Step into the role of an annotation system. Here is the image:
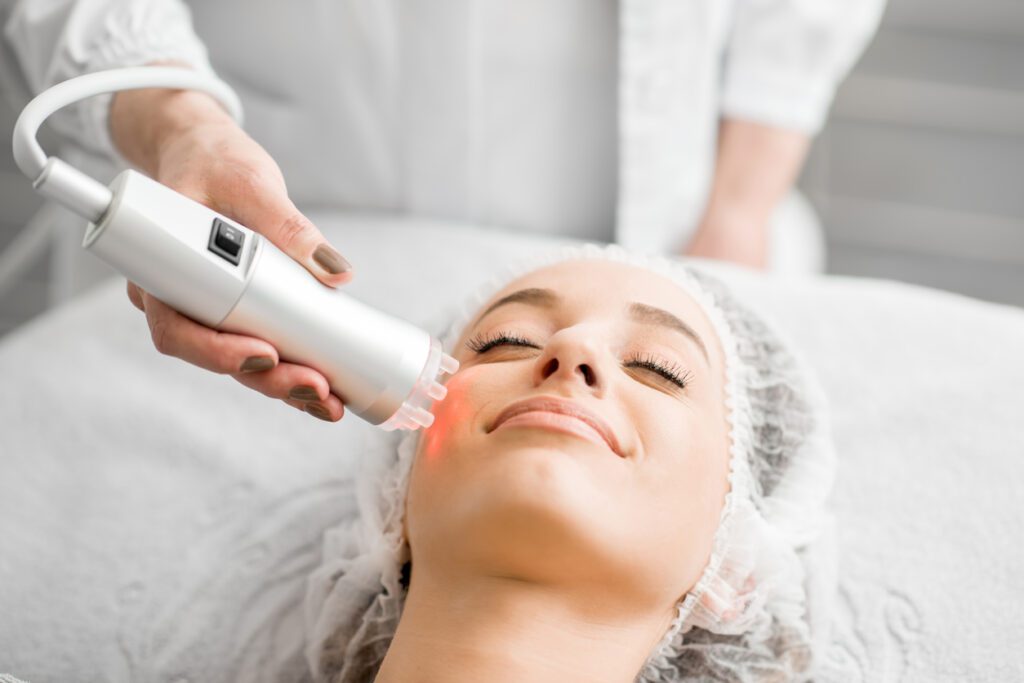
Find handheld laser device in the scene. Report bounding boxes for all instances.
[11,67,457,430]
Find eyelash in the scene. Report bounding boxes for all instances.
[465,331,694,390]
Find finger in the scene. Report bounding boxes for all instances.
[279,392,344,422]
[141,291,279,374]
[221,175,353,287]
[126,281,144,311]
[230,361,331,401]
[281,396,345,422]
[301,396,344,422]
[232,363,345,422]
[283,398,309,412]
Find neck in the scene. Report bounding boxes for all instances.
[374,568,675,683]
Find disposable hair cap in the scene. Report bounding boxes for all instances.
[304,243,839,682]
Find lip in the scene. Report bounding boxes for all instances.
[488,396,624,458]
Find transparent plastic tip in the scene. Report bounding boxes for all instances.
[380,337,459,431]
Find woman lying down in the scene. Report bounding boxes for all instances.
[304,244,837,683]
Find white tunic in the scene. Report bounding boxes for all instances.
[3,0,885,253]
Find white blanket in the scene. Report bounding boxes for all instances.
[1,216,1023,681]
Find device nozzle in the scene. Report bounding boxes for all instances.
[427,382,448,401]
[439,354,459,376]
[380,343,458,431]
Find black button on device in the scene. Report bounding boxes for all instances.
[208,218,244,265]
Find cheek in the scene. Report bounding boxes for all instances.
[417,363,516,458]
[413,361,527,489]
[407,371,480,535]
[419,371,478,462]
[627,402,731,587]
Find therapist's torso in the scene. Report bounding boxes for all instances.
[188,0,621,242]
[8,0,883,266]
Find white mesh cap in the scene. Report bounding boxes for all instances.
[304,244,838,682]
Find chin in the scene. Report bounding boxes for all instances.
[418,449,614,582]
[489,439,608,498]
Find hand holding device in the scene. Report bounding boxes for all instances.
[12,67,457,430]
[110,84,354,418]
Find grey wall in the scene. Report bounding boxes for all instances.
[802,0,1024,307]
[1,0,1022,340]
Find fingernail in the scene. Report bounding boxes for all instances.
[304,401,333,421]
[313,244,351,275]
[240,356,275,373]
[288,385,321,401]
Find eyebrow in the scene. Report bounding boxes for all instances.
[476,287,558,321]
[473,287,710,364]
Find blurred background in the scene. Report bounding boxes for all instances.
[1,0,1022,339]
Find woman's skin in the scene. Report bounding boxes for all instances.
[375,259,733,683]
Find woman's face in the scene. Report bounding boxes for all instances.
[405,259,731,611]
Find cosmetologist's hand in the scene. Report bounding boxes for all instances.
[111,84,348,422]
[683,209,769,270]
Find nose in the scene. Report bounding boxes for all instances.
[533,328,605,392]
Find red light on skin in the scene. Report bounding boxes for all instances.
[421,374,472,462]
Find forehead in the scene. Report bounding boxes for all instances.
[474,259,722,357]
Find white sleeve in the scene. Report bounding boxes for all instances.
[719,0,887,134]
[2,0,225,163]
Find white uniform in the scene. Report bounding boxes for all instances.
[2,0,885,262]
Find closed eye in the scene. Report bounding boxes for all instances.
[622,353,692,390]
[465,331,540,354]
[465,331,692,390]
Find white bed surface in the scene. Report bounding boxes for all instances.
[1,216,1023,682]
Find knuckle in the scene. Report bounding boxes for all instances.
[218,165,265,202]
[276,211,313,251]
[149,317,173,355]
[235,166,266,194]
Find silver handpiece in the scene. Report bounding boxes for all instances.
[12,68,457,430]
[86,169,457,430]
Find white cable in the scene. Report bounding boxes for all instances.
[12,66,243,180]
[10,67,244,222]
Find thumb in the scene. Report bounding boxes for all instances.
[229,184,352,287]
